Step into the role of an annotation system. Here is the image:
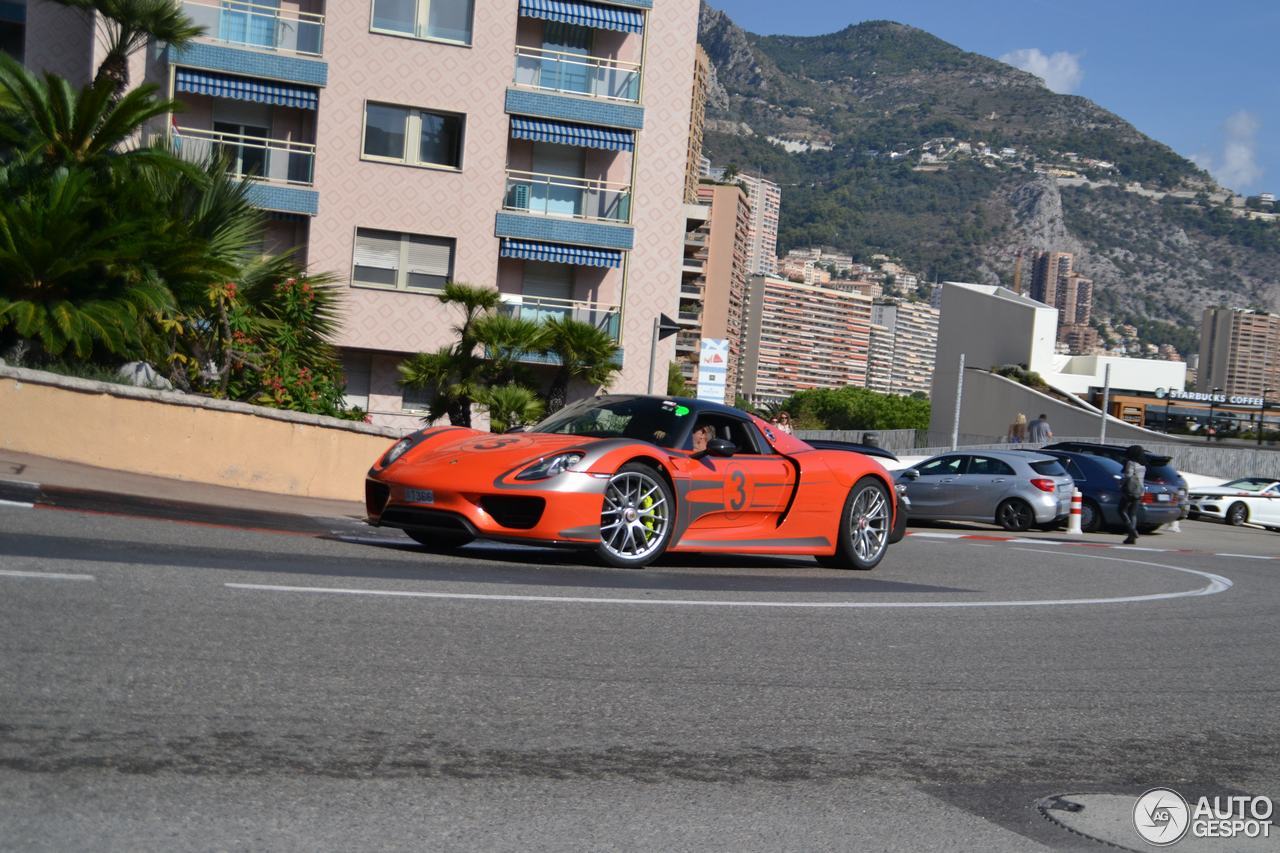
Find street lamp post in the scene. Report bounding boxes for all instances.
[1207,387,1224,443]
[1262,389,1276,448]
[1164,395,1172,434]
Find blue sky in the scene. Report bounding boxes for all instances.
[710,1,1279,196]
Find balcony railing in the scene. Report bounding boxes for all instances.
[172,126,316,186]
[499,294,622,341]
[504,169,631,224]
[513,46,640,103]
[182,0,324,56]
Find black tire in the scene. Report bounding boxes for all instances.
[1187,510,1201,521]
[405,528,473,550]
[595,463,674,569]
[996,498,1034,532]
[816,477,892,571]
[1137,524,1160,535]
[1227,502,1249,527]
[1080,499,1102,533]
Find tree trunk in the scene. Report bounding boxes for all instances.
[547,373,569,413]
[93,51,130,102]
[449,396,471,428]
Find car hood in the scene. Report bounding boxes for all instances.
[386,430,615,482]
[1190,486,1270,497]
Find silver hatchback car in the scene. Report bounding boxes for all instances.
[897,450,1074,531]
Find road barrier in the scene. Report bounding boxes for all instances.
[1066,489,1083,535]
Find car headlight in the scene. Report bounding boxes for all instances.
[382,437,414,467]
[515,452,585,481]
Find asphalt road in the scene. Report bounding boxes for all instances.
[1,505,1278,852]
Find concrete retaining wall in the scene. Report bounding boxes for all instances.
[0,367,407,502]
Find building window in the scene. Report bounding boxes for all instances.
[362,102,463,169]
[352,228,454,291]
[370,0,473,45]
[401,383,432,412]
[341,351,372,410]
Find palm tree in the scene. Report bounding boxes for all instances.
[471,311,547,386]
[437,282,501,351]
[48,0,204,99]
[541,316,621,413]
[480,383,545,433]
[397,346,480,427]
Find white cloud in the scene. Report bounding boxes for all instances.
[1193,111,1263,192]
[999,48,1084,94]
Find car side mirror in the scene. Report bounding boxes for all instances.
[707,437,736,458]
[900,468,920,481]
[692,438,736,459]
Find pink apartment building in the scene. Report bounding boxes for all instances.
[19,0,698,430]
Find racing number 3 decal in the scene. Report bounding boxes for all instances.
[724,467,751,512]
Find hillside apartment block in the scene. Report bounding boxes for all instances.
[20,0,698,430]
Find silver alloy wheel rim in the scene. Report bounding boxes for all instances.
[1229,504,1246,525]
[849,485,890,563]
[600,471,669,561]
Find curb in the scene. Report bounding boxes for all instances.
[0,479,354,536]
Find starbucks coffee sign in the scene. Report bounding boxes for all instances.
[1154,387,1264,407]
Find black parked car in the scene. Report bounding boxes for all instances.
[1044,442,1189,519]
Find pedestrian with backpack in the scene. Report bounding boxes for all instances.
[1120,444,1146,545]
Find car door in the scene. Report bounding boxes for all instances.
[960,455,1018,518]
[903,455,968,517]
[678,418,795,536]
[1256,484,1280,525]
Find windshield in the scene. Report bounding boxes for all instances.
[1222,479,1274,492]
[529,396,687,448]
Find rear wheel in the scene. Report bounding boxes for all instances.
[596,463,673,569]
[1080,499,1102,533]
[1227,502,1249,527]
[405,529,473,551]
[817,477,892,571]
[1137,523,1160,535]
[996,499,1034,532]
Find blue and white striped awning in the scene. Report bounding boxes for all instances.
[500,238,623,268]
[518,0,643,33]
[175,68,319,110]
[510,117,634,152]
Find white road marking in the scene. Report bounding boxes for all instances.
[907,532,965,539]
[1214,553,1276,561]
[0,569,95,581]
[0,499,34,508]
[225,550,1231,609]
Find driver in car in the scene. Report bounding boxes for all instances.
[690,423,715,454]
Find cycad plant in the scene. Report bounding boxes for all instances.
[480,383,546,433]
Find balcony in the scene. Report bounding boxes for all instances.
[499,294,622,342]
[182,0,324,56]
[680,284,703,298]
[504,170,631,224]
[173,126,315,185]
[513,46,640,103]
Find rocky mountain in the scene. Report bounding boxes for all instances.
[696,4,1280,344]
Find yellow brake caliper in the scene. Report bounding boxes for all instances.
[640,493,656,541]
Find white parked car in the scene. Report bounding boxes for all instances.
[1188,478,1280,530]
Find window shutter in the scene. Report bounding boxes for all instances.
[405,235,453,277]
[353,229,401,269]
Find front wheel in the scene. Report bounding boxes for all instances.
[996,499,1034,532]
[817,477,892,571]
[1227,502,1249,527]
[595,463,674,569]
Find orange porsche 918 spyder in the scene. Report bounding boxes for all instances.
[366,395,907,570]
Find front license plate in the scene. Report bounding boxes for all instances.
[1156,493,1170,502]
[404,488,435,504]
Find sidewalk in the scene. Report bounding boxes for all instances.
[0,449,364,533]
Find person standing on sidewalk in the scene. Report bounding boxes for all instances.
[1028,413,1053,443]
[1119,444,1146,545]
